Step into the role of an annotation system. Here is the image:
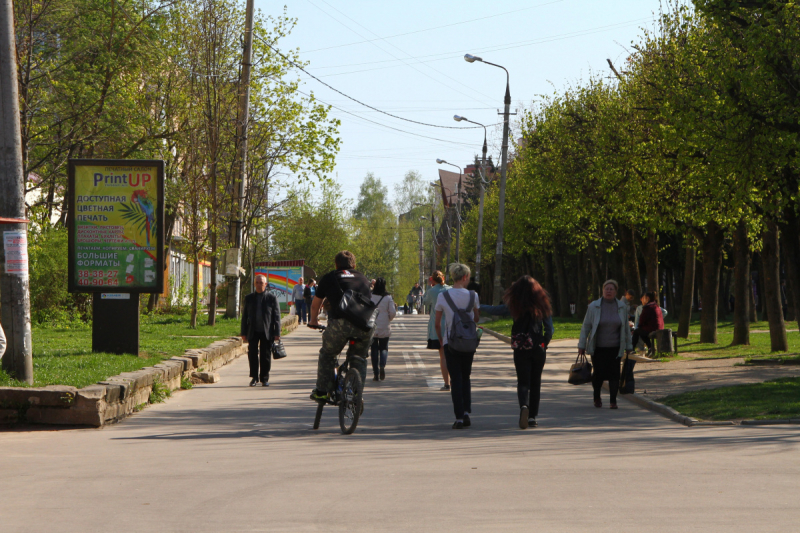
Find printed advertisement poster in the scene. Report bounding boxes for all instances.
[254,266,303,310]
[3,230,29,276]
[69,160,163,293]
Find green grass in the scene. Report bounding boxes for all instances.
[660,377,800,420]
[0,312,243,389]
[484,315,800,361]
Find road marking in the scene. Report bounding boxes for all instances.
[412,345,428,349]
[413,351,446,389]
[413,352,425,370]
[402,352,415,375]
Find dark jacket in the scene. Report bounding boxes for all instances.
[638,302,664,332]
[481,304,554,346]
[240,291,282,340]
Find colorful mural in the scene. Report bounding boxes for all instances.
[254,263,303,311]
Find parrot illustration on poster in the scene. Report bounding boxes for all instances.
[128,189,155,247]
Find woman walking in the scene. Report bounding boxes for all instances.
[423,271,451,391]
[577,280,632,409]
[503,276,554,429]
[370,278,396,381]
[435,263,480,429]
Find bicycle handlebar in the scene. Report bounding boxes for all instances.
[308,324,326,331]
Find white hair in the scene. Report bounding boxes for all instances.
[449,262,471,282]
[255,274,267,282]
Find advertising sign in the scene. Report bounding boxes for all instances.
[254,265,303,311]
[68,159,164,293]
[3,230,29,276]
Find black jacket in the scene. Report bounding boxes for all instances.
[240,291,282,340]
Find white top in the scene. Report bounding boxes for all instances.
[434,288,479,346]
[371,293,396,338]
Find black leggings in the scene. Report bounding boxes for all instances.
[632,328,653,350]
[591,346,620,403]
[513,347,546,416]
[444,345,475,420]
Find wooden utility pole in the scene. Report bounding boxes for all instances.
[0,0,33,383]
[226,0,255,318]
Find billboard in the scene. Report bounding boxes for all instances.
[254,264,303,311]
[68,159,164,293]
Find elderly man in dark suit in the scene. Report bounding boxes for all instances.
[241,274,282,386]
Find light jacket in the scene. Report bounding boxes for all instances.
[423,283,450,341]
[371,293,396,338]
[291,283,306,301]
[0,323,6,360]
[577,298,633,359]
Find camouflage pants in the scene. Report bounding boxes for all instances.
[316,317,374,393]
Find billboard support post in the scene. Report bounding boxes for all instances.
[68,159,164,355]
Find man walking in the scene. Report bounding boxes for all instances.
[241,274,282,386]
[303,279,316,318]
[292,277,308,324]
[308,251,374,400]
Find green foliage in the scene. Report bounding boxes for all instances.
[180,376,193,390]
[149,377,171,404]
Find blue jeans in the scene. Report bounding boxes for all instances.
[370,337,389,376]
[294,299,307,323]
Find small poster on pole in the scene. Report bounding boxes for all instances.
[3,230,29,276]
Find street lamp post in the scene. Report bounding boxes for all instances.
[417,218,426,290]
[436,159,463,263]
[415,200,436,274]
[465,53,511,304]
[453,115,489,285]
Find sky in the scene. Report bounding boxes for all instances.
[256,0,666,204]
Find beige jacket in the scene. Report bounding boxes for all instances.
[577,298,633,359]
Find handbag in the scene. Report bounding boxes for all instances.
[619,353,635,394]
[336,276,378,332]
[271,340,288,360]
[568,352,593,385]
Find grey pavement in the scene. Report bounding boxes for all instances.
[1,315,799,532]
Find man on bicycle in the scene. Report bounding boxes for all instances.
[308,250,374,401]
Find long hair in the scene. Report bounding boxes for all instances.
[503,275,552,321]
[373,277,388,296]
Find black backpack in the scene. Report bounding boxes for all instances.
[335,273,377,332]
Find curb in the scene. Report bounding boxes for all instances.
[481,326,511,344]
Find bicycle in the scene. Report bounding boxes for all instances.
[308,325,364,434]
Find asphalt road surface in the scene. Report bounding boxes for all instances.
[1,315,799,532]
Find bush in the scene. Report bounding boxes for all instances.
[28,226,91,324]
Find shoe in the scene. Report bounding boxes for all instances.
[310,389,328,402]
[519,406,529,429]
[610,403,618,409]
[373,375,379,382]
[261,381,269,387]
[379,367,385,381]
[529,418,538,427]
[462,414,471,427]
[440,385,450,391]
[452,420,464,429]
[594,399,602,408]
[249,378,258,387]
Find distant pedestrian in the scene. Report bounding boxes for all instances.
[241,274,282,387]
[435,263,480,429]
[303,279,316,316]
[578,280,632,409]
[632,291,664,356]
[423,271,451,390]
[292,277,308,324]
[370,278,396,381]
[0,321,6,360]
[502,276,554,429]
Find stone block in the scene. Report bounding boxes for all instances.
[101,379,130,401]
[0,386,78,407]
[0,408,19,424]
[26,406,103,427]
[182,353,203,367]
[75,385,106,411]
[191,371,220,383]
[170,356,194,371]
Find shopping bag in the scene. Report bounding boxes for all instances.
[568,353,593,385]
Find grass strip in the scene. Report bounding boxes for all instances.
[659,377,800,421]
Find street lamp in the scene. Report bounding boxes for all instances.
[418,216,426,290]
[465,53,511,305]
[453,115,489,285]
[436,159,463,264]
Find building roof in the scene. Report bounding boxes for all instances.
[437,169,466,208]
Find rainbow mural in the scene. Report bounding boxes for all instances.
[253,266,303,310]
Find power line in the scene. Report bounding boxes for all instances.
[258,35,488,131]
[302,0,565,54]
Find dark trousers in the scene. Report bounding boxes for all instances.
[444,345,475,420]
[632,328,653,350]
[295,299,307,323]
[370,337,389,377]
[591,346,620,403]
[513,347,547,416]
[248,331,273,381]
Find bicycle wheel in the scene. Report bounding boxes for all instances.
[339,369,362,435]
[313,400,325,430]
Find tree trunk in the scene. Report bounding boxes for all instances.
[666,268,675,318]
[147,293,159,313]
[778,212,800,331]
[756,255,767,321]
[191,253,200,329]
[749,269,758,323]
[719,266,732,320]
[553,246,571,318]
[619,224,642,296]
[700,222,724,344]
[677,244,696,338]
[576,251,588,318]
[732,219,750,345]
[544,252,557,310]
[645,229,659,301]
[782,241,797,322]
[207,251,218,325]
[761,220,788,351]
[589,244,601,300]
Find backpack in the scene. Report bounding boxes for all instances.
[442,291,479,353]
[511,313,545,351]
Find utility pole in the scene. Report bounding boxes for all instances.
[418,225,424,289]
[430,205,436,274]
[226,0,255,318]
[0,0,33,383]
[493,79,511,304]
[455,177,462,263]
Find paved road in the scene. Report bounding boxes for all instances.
[1,315,799,532]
